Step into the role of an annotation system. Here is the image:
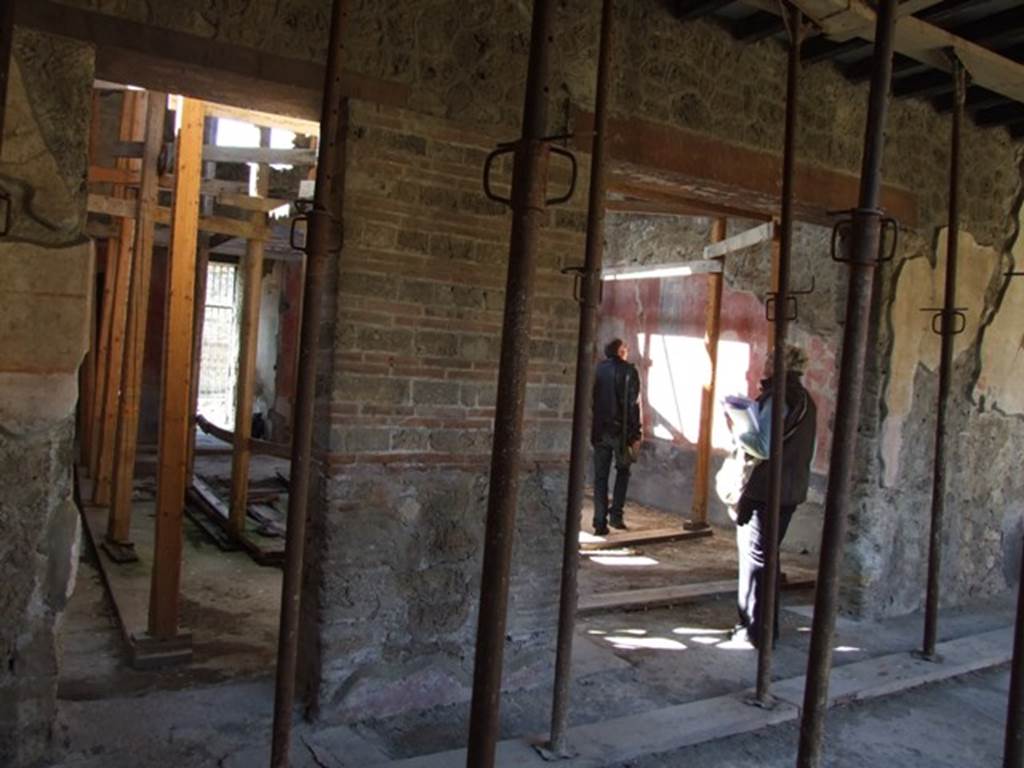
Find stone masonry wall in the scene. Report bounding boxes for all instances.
[44,0,1024,705]
[599,213,840,556]
[0,30,93,767]
[299,100,586,718]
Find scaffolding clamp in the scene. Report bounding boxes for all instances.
[765,275,815,322]
[482,134,578,207]
[920,306,967,336]
[289,198,343,254]
[560,265,603,305]
[829,207,899,264]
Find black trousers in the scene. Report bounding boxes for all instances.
[735,499,796,645]
[592,435,629,528]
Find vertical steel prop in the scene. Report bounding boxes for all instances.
[796,1,898,765]
[468,1,576,765]
[756,1,802,705]
[270,0,349,764]
[1006,535,1024,768]
[920,54,966,661]
[544,0,614,758]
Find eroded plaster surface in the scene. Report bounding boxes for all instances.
[881,229,1001,486]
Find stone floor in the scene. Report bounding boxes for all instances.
[54,476,1012,767]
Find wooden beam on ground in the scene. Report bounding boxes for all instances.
[690,218,726,531]
[601,260,723,281]
[108,91,167,554]
[93,91,144,506]
[703,220,776,259]
[149,98,205,640]
[229,129,270,539]
[16,0,410,121]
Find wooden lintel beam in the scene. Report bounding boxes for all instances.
[18,0,410,121]
[149,97,205,640]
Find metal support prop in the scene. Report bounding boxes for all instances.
[796,1,897,766]
[689,218,727,531]
[467,2,557,765]
[1005,535,1024,767]
[545,0,614,758]
[756,2,802,704]
[269,0,349,764]
[921,55,965,661]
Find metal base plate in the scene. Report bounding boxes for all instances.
[911,649,945,664]
[744,693,781,711]
[100,538,139,564]
[534,741,577,761]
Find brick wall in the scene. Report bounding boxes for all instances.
[300,100,588,718]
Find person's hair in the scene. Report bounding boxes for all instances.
[765,343,809,375]
[605,338,624,359]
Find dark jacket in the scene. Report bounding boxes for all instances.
[591,357,641,445]
[742,372,817,506]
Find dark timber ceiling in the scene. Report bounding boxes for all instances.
[673,0,1024,137]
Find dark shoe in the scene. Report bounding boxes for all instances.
[593,524,610,536]
[608,518,628,530]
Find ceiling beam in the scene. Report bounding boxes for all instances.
[731,11,786,42]
[974,102,1024,127]
[801,37,872,64]
[675,0,739,22]
[933,85,1011,113]
[789,0,1024,107]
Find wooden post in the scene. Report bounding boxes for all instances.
[88,238,118,479]
[688,217,727,530]
[148,98,204,639]
[186,244,210,486]
[228,127,271,539]
[93,91,145,505]
[107,91,167,554]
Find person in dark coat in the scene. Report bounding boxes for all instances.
[727,344,817,648]
[591,338,642,535]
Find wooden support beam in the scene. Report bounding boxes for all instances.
[229,129,270,539]
[149,98,205,640]
[186,244,210,487]
[703,220,776,259]
[606,196,768,221]
[93,91,144,506]
[690,218,726,530]
[88,239,118,479]
[87,193,271,240]
[215,192,291,212]
[202,145,316,166]
[202,102,319,137]
[108,91,167,551]
[791,0,1024,106]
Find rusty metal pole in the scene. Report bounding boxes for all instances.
[466,2,556,766]
[755,2,801,704]
[544,0,614,758]
[269,0,349,765]
[1005,535,1024,768]
[921,56,965,661]
[796,1,897,766]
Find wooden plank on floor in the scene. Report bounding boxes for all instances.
[76,469,192,668]
[190,477,285,566]
[580,526,713,551]
[578,572,815,616]
[149,97,204,640]
[109,90,167,548]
